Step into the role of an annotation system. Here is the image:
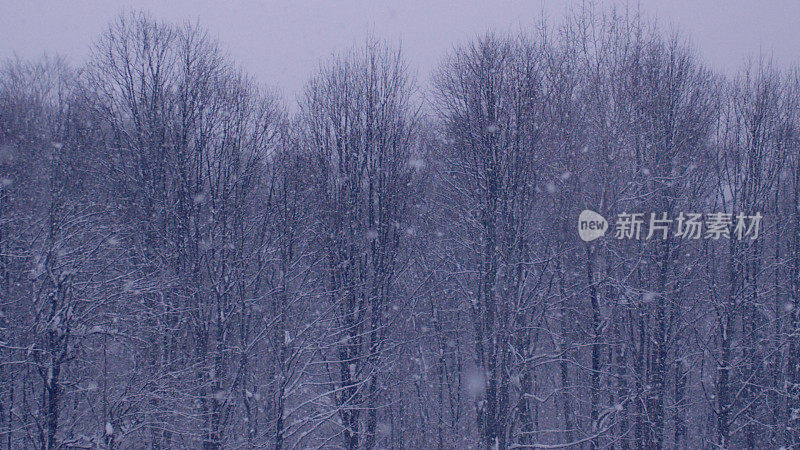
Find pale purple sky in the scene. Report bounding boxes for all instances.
[1,1,799,102]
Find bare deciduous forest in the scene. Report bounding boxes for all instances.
[1,7,800,449]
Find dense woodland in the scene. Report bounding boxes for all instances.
[1,8,800,449]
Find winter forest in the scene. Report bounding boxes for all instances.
[1,6,800,449]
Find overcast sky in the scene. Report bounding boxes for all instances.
[2,1,799,103]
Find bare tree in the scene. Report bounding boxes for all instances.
[433,32,553,448]
[299,41,418,449]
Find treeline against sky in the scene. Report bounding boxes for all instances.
[1,7,800,449]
